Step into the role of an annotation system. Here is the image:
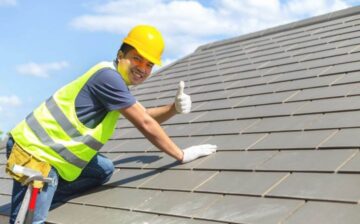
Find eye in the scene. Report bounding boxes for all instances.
[147,63,154,69]
[133,56,142,62]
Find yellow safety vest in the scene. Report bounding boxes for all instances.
[11,61,120,181]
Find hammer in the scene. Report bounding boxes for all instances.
[12,165,54,224]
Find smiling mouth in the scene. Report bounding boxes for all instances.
[132,69,145,80]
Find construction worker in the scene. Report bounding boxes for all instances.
[5,25,217,223]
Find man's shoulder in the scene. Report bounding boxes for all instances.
[88,65,128,90]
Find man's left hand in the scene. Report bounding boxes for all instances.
[175,81,192,114]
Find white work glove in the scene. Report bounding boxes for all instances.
[175,81,192,114]
[182,144,217,163]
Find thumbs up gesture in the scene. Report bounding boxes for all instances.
[175,81,192,114]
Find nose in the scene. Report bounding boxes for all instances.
[136,62,151,75]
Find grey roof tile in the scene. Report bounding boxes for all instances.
[305,111,360,130]
[206,133,266,150]
[105,168,160,188]
[193,97,247,111]
[135,191,220,217]
[236,91,297,107]
[286,83,357,102]
[112,152,164,169]
[191,90,229,102]
[334,71,360,86]
[48,203,157,224]
[266,62,305,75]
[190,108,238,122]
[188,75,223,87]
[283,201,360,224]
[222,68,274,80]
[0,179,12,195]
[163,111,207,124]
[235,102,306,119]
[257,149,357,172]
[196,195,303,224]
[294,96,360,115]
[195,171,287,196]
[339,151,360,173]
[163,123,204,137]
[0,153,7,165]
[228,83,276,98]
[269,67,330,82]
[250,130,335,150]
[194,151,275,170]
[100,152,124,161]
[71,187,160,210]
[273,74,343,92]
[244,114,322,133]
[322,61,360,75]
[193,82,227,93]
[0,195,11,216]
[226,75,276,89]
[99,139,126,152]
[107,139,153,152]
[320,128,360,148]
[172,119,259,136]
[140,170,216,191]
[300,45,352,62]
[147,215,223,224]
[267,173,360,203]
[0,165,7,178]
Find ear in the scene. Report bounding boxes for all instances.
[117,50,124,62]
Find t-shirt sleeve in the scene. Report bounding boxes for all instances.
[89,68,136,111]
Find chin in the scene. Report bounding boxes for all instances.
[131,80,144,85]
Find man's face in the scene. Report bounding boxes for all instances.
[120,49,154,85]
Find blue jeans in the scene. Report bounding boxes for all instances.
[6,137,114,224]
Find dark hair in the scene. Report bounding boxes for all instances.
[116,43,134,61]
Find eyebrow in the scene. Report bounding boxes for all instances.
[134,53,154,66]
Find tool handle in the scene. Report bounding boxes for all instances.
[15,186,32,224]
[24,187,39,224]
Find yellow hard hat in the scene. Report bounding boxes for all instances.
[123,25,165,65]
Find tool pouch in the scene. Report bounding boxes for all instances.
[6,143,51,189]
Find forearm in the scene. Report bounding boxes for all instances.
[146,103,177,124]
[122,103,183,161]
[121,103,216,163]
[135,114,183,160]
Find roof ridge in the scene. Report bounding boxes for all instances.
[196,5,360,52]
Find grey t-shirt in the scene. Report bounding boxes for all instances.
[75,67,136,128]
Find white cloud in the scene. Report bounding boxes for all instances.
[16,61,69,78]
[70,0,352,59]
[0,0,16,6]
[284,0,349,17]
[0,95,22,107]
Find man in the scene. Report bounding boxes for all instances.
[5,25,216,223]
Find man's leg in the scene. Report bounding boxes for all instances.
[7,138,59,224]
[53,154,114,203]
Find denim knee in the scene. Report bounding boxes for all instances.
[99,156,114,184]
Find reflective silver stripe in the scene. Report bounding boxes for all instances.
[45,97,103,150]
[26,112,88,168]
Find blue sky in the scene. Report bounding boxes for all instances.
[0,0,359,138]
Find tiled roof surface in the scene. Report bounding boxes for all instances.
[2,6,360,224]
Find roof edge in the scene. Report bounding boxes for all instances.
[195,5,360,52]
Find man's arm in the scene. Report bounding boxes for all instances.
[139,103,177,124]
[121,102,183,160]
[120,102,217,163]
